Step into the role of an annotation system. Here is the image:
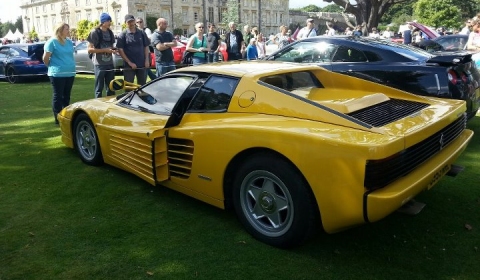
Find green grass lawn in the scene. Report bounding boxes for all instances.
[1,76,479,280]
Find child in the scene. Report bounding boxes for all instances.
[246,38,258,60]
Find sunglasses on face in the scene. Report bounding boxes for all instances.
[198,26,204,28]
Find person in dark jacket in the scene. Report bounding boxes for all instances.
[403,24,412,45]
[224,22,245,61]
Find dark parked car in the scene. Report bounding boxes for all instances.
[265,35,480,119]
[416,34,468,52]
[0,43,47,83]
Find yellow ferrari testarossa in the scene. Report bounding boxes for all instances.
[58,61,473,248]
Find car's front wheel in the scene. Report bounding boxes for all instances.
[232,153,318,248]
[73,113,103,165]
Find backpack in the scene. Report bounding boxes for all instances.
[88,28,114,59]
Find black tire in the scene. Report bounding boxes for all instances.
[73,113,103,166]
[6,67,20,84]
[232,153,318,248]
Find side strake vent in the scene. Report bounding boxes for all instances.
[348,99,430,127]
[167,138,194,179]
[364,113,467,190]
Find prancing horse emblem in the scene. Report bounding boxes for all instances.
[439,133,445,150]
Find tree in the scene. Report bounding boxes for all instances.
[221,0,241,27]
[321,4,344,13]
[301,5,322,12]
[76,20,91,40]
[323,0,415,34]
[29,27,38,41]
[14,16,23,33]
[414,0,462,29]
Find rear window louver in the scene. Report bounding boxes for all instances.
[347,99,430,127]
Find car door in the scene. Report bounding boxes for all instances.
[97,74,199,185]
[329,45,387,83]
[74,41,91,73]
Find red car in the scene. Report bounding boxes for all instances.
[149,41,187,68]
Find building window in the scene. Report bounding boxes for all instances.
[182,8,188,23]
[51,3,55,10]
[161,9,170,20]
[208,7,214,23]
[44,17,49,32]
[97,0,102,3]
[86,11,91,21]
[183,28,188,36]
[52,16,56,27]
[76,12,81,22]
[279,13,283,23]
[194,12,198,22]
[86,0,91,5]
[36,6,40,13]
[75,0,79,5]
[36,18,41,33]
[43,5,47,13]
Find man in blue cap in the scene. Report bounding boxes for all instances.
[87,12,116,98]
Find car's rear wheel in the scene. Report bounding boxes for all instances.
[73,113,103,166]
[232,153,318,248]
[6,67,20,84]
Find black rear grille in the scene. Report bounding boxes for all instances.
[348,99,429,127]
[364,114,467,190]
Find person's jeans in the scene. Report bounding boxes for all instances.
[49,76,75,123]
[94,64,115,98]
[156,61,176,77]
[123,67,147,86]
[207,51,219,63]
[146,68,156,80]
[192,56,207,65]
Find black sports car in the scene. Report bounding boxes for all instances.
[265,36,480,119]
[416,34,468,52]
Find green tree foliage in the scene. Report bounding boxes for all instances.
[221,0,241,27]
[14,16,23,33]
[301,5,322,12]
[380,2,414,26]
[76,20,91,40]
[414,0,462,29]
[29,27,38,41]
[321,4,344,13]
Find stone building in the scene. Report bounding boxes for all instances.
[20,0,289,39]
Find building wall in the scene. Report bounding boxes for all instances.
[20,0,289,39]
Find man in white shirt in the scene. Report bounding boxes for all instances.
[297,18,317,40]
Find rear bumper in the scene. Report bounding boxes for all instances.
[364,129,473,223]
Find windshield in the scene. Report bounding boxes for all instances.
[272,41,337,63]
[121,76,195,115]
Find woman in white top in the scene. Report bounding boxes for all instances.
[256,33,266,59]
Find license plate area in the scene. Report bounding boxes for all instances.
[427,164,450,190]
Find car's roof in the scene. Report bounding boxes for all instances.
[175,61,321,78]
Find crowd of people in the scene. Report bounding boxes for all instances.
[40,12,480,125]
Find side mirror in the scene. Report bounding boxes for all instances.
[109,79,140,91]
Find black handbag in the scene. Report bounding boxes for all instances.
[181,51,194,65]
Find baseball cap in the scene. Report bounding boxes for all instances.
[125,14,135,23]
[307,18,314,23]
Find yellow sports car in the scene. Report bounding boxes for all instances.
[58,61,473,248]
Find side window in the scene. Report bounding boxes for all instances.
[188,76,239,111]
[332,46,367,62]
[122,76,195,114]
[260,71,323,91]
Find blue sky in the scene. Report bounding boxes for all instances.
[290,0,328,9]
